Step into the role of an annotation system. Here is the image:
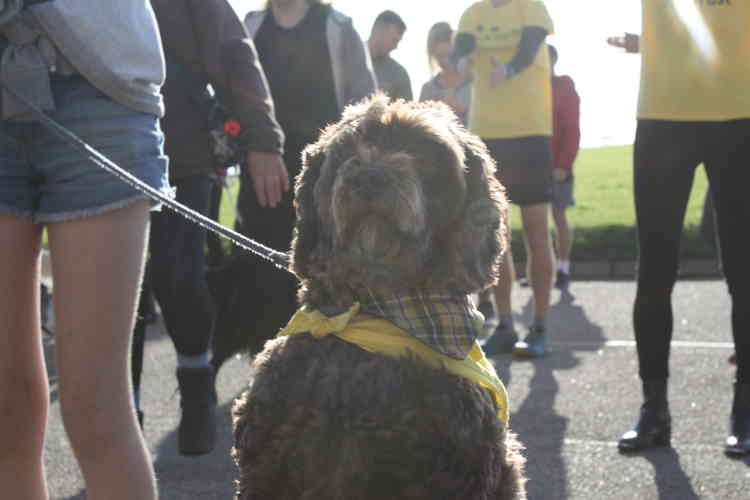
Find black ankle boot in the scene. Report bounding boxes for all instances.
[176,366,218,456]
[726,383,750,456]
[618,379,671,451]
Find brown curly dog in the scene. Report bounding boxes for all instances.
[232,95,526,500]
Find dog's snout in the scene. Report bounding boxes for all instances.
[349,168,387,200]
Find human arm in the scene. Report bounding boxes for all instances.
[418,81,434,102]
[451,82,472,118]
[246,151,289,208]
[509,26,549,75]
[178,0,288,207]
[606,33,640,53]
[339,16,378,105]
[393,66,414,101]
[450,32,477,67]
[440,94,467,115]
[489,26,549,87]
[555,76,581,176]
[489,0,554,86]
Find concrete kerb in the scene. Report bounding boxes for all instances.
[518,258,723,280]
[39,251,721,285]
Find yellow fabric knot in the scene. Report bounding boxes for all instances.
[278,302,361,338]
[277,303,510,426]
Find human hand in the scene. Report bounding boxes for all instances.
[553,168,569,183]
[246,151,289,208]
[606,32,639,53]
[489,56,509,88]
[457,56,473,82]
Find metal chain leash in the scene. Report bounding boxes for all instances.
[0,80,293,274]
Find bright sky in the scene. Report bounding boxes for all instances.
[229,0,643,147]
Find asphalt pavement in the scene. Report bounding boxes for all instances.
[43,278,749,499]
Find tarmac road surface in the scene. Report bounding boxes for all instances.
[43,279,748,499]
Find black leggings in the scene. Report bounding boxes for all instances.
[633,120,750,383]
[137,174,216,356]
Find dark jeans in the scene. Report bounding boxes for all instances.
[633,119,750,383]
[132,174,216,391]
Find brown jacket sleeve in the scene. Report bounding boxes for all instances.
[153,0,284,155]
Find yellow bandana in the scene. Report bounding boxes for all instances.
[278,303,510,425]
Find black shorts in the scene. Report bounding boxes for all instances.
[484,136,553,206]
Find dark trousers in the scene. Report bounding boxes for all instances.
[206,179,226,268]
[209,140,303,367]
[132,174,216,391]
[633,119,750,383]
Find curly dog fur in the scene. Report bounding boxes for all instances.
[233,95,526,499]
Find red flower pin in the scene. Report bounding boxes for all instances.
[224,119,241,136]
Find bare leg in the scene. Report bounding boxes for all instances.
[551,206,573,264]
[481,224,520,354]
[0,216,49,500]
[520,203,555,317]
[493,246,516,317]
[48,201,157,500]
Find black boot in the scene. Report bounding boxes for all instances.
[618,379,671,451]
[176,366,217,456]
[726,383,750,456]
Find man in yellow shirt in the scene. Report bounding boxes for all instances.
[609,0,750,457]
[456,0,555,358]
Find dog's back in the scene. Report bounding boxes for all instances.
[233,334,526,500]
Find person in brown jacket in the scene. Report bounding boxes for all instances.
[131,0,287,456]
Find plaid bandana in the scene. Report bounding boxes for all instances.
[358,290,484,360]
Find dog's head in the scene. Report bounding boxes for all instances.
[292,94,507,308]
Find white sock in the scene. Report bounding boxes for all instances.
[558,260,570,274]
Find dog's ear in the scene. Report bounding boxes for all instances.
[291,142,325,282]
[440,131,508,293]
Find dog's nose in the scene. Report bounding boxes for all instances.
[350,168,386,200]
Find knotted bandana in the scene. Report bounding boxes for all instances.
[278,302,509,425]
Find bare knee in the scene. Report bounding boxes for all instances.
[0,372,48,459]
[524,226,553,260]
[551,207,568,230]
[59,379,132,460]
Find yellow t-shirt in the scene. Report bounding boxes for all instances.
[459,0,554,139]
[639,0,750,121]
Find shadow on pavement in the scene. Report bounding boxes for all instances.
[726,453,750,467]
[618,447,705,499]
[152,393,240,499]
[620,448,700,499]
[500,287,605,499]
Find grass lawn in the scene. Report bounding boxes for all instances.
[506,145,713,261]
[220,145,715,262]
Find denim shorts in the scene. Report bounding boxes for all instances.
[0,75,170,223]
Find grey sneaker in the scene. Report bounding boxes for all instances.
[481,322,518,356]
[555,270,570,290]
[513,326,548,358]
